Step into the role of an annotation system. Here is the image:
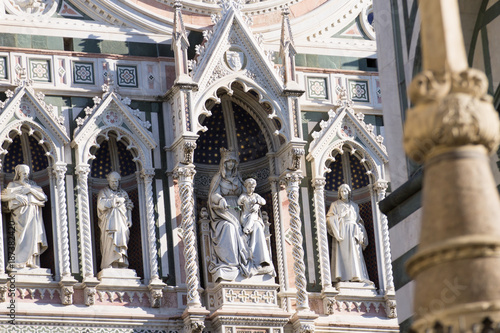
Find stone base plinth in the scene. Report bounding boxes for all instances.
[97,268,141,287]
[206,280,290,333]
[11,267,53,283]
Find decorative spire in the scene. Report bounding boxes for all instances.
[172,0,191,83]
[280,7,299,89]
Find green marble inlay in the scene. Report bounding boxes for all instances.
[392,245,417,290]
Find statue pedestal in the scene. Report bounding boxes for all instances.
[335,281,377,297]
[11,268,53,283]
[206,279,290,333]
[97,268,141,287]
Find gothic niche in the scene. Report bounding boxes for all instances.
[90,133,143,279]
[1,130,55,276]
[194,85,278,286]
[325,147,379,289]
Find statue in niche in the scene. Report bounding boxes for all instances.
[1,164,48,269]
[326,184,371,283]
[97,171,134,269]
[238,178,275,276]
[208,148,251,281]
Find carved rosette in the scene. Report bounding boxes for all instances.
[173,166,202,307]
[312,178,331,289]
[404,68,500,163]
[53,163,72,277]
[281,172,309,311]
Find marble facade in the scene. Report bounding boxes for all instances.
[0,1,397,332]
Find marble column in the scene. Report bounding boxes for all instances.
[311,178,331,290]
[281,172,318,332]
[53,163,77,305]
[404,0,500,331]
[140,168,165,308]
[173,165,209,333]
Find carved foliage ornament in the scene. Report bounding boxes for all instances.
[5,0,58,16]
[404,68,500,163]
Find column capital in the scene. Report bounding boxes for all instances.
[312,178,326,189]
[281,171,303,189]
[52,163,67,178]
[140,168,156,179]
[173,166,196,182]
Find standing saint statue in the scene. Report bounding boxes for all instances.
[207,148,251,281]
[1,164,48,269]
[238,178,275,276]
[326,184,371,283]
[97,171,134,269]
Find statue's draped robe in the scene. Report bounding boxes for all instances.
[238,192,273,272]
[2,180,48,267]
[326,199,370,282]
[97,187,132,269]
[208,173,251,281]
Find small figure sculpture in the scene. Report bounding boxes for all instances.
[97,171,134,269]
[238,178,274,275]
[1,164,48,269]
[207,148,251,281]
[326,184,371,283]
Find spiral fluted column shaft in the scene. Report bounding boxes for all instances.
[312,179,331,289]
[282,172,309,311]
[141,169,159,280]
[174,166,202,307]
[270,179,287,310]
[76,165,93,277]
[54,164,71,277]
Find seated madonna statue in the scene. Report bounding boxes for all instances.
[1,164,48,269]
[207,148,251,281]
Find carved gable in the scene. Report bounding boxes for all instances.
[0,82,69,163]
[189,3,292,139]
[307,98,388,178]
[72,89,156,168]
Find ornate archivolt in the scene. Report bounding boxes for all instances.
[72,87,164,307]
[0,80,77,303]
[306,97,395,316]
[189,2,293,142]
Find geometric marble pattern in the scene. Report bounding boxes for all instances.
[29,58,51,82]
[348,79,369,102]
[117,65,138,87]
[73,62,95,84]
[307,77,328,99]
[0,56,7,79]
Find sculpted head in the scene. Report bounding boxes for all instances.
[244,178,257,194]
[107,171,121,191]
[338,184,351,201]
[14,164,30,183]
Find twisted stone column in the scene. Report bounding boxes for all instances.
[270,178,288,311]
[141,169,160,281]
[53,163,77,305]
[53,163,72,278]
[312,178,331,290]
[404,0,500,330]
[76,164,94,278]
[281,172,309,311]
[173,166,202,307]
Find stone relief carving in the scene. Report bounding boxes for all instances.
[97,172,134,270]
[1,164,48,269]
[207,149,274,282]
[326,184,371,283]
[5,0,58,16]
